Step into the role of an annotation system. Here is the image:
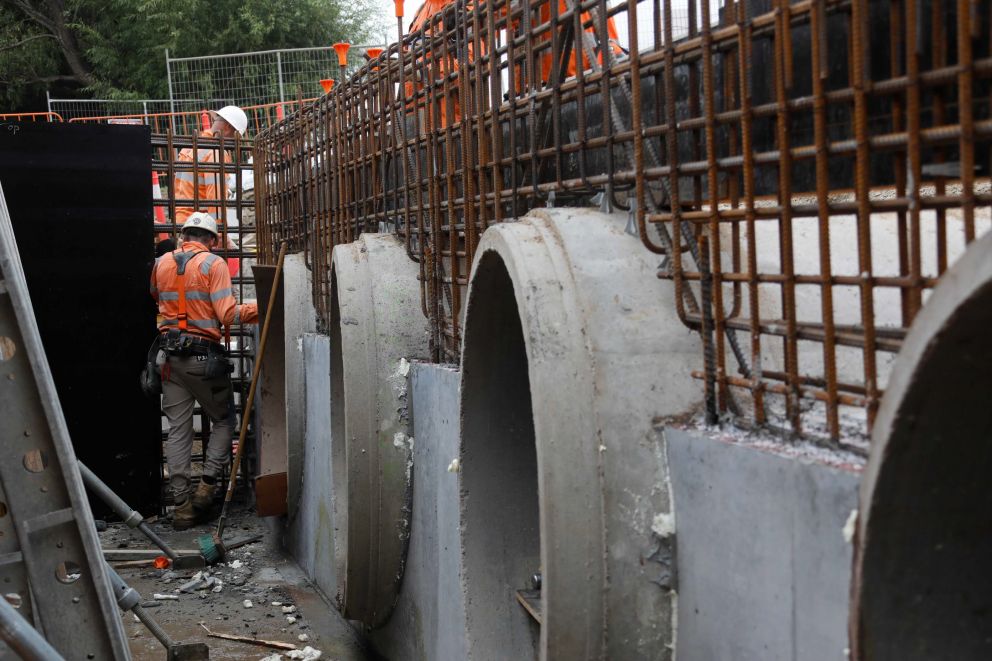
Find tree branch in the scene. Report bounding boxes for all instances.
[0,74,83,85]
[31,0,98,86]
[0,32,57,53]
[10,0,57,33]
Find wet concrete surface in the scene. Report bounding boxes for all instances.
[99,505,368,660]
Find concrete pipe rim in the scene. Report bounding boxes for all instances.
[851,231,992,661]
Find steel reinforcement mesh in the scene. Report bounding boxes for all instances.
[254,0,991,446]
[152,133,258,501]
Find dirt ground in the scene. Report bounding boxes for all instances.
[100,505,368,661]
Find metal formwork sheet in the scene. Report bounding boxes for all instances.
[0,182,131,659]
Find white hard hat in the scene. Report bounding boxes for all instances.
[182,212,219,237]
[213,105,248,136]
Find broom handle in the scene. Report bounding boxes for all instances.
[216,241,288,539]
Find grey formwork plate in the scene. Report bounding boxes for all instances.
[0,181,131,659]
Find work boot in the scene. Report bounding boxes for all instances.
[173,498,197,531]
[191,481,217,513]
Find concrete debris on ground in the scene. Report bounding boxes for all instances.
[99,506,365,660]
[257,645,322,661]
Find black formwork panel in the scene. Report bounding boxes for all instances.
[0,121,160,516]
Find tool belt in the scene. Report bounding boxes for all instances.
[160,329,225,357]
[159,330,233,380]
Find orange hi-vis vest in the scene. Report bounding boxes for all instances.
[150,241,258,343]
[174,130,232,225]
[407,0,622,127]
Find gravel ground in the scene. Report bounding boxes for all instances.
[100,505,368,660]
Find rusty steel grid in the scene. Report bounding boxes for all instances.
[151,133,258,502]
[254,0,991,446]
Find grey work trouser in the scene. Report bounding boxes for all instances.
[161,353,234,500]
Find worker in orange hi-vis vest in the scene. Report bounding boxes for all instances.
[174,105,247,276]
[149,212,258,530]
[406,0,622,126]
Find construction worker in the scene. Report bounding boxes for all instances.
[406,0,622,127]
[150,212,258,530]
[173,105,248,225]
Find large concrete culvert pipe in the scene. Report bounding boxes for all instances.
[329,233,430,628]
[850,231,992,661]
[460,208,701,660]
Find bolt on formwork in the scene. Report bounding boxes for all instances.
[254,0,991,447]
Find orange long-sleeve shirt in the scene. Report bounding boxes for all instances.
[150,240,258,342]
[174,130,232,225]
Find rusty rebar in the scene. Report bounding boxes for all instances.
[250,0,991,445]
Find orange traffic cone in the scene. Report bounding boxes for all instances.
[152,171,169,240]
[333,42,351,68]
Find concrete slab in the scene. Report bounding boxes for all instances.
[369,362,468,661]
[665,427,861,661]
[283,255,318,519]
[288,334,336,600]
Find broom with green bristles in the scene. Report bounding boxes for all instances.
[198,241,288,564]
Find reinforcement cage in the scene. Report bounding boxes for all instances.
[254,0,991,446]
[151,132,258,503]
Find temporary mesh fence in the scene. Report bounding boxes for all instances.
[48,98,177,120]
[0,112,63,122]
[254,0,991,447]
[63,100,315,137]
[167,45,387,111]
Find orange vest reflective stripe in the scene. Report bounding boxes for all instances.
[172,249,206,331]
[150,241,259,342]
[174,131,231,225]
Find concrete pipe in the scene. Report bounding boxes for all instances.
[459,208,700,660]
[850,231,992,660]
[330,233,429,628]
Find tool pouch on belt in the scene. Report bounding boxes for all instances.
[139,335,163,397]
[204,345,234,379]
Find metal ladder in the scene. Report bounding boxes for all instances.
[0,181,131,659]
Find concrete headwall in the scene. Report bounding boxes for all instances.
[277,248,866,661]
[369,363,468,660]
[666,427,861,661]
[287,333,336,598]
[283,255,318,519]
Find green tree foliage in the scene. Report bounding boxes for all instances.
[1,0,385,112]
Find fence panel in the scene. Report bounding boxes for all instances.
[167,45,385,110]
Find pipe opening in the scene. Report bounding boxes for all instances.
[461,251,541,659]
[857,279,992,659]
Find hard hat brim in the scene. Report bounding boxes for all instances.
[210,108,247,136]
